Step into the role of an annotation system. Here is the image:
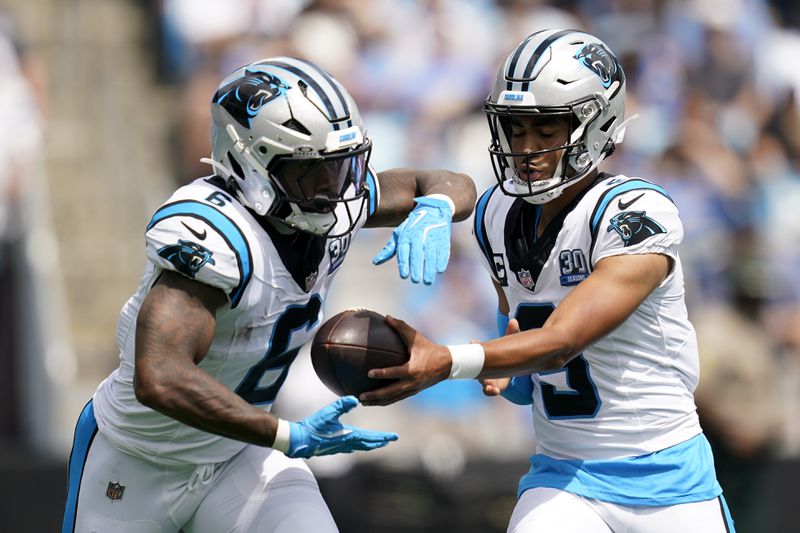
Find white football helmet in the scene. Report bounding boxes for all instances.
[208,57,371,236]
[485,29,633,204]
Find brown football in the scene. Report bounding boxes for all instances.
[311,309,409,396]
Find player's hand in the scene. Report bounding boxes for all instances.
[482,318,534,405]
[497,375,534,405]
[481,377,511,396]
[372,196,453,285]
[359,316,452,406]
[478,318,533,405]
[286,396,398,458]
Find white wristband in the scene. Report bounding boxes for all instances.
[271,418,292,453]
[447,343,485,379]
[425,193,456,215]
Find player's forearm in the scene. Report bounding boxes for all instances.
[132,273,281,446]
[476,326,579,379]
[135,361,279,447]
[369,168,476,226]
[412,169,476,221]
[474,256,670,378]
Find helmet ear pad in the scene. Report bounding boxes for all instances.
[223,151,277,216]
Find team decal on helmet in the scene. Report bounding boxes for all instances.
[157,240,216,278]
[607,211,666,247]
[574,43,621,89]
[213,69,289,129]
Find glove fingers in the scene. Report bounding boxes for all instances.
[436,234,450,274]
[357,431,399,443]
[353,439,393,451]
[423,237,437,285]
[346,430,397,450]
[388,201,453,284]
[397,238,411,279]
[314,396,358,429]
[344,426,398,443]
[372,237,397,265]
[408,238,423,283]
[333,395,359,415]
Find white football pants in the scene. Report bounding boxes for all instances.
[508,487,735,533]
[63,430,338,533]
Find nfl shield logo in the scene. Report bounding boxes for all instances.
[106,481,125,502]
[305,271,318,292]
[517,269,535,290]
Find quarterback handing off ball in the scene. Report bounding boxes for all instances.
[311,309,409,396]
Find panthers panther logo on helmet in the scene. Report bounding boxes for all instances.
[213,69,289,129]
[575,43,621,89]
[157,240,216,278]
[607,210,665,247]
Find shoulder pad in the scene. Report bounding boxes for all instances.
[145,200,254,307]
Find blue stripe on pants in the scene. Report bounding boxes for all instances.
[62,400,98,533]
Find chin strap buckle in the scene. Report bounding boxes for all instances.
[227,124,247,154]
[612,113,639,144]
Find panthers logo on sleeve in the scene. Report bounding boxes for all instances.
[147,199,253,308]
[607,210,666,247]
[157,239,216,278]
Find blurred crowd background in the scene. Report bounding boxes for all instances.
[1,0,800,531]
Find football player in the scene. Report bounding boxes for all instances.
[361,30,736,532]
[61,57,476,533]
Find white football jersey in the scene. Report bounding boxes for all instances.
[474,174,702,460]
[93,172,379,466]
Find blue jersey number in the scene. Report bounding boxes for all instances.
[515,303,601,419]
[235,296,322,405]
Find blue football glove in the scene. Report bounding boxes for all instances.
[285,396,398,459]
[373,195,453,285]
[500,375,534,405]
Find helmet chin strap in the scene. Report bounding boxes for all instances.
[512,141,575,204]
[513,170,561,205]
[283,203,337,235]
[200,157,233,178]
[515,151,597,205]
[611,114,638,144]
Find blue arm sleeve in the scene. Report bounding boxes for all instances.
[500,376,534,405]
[497,309,509,337]
[496,309,534,405]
